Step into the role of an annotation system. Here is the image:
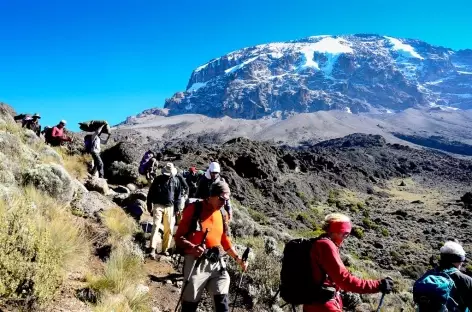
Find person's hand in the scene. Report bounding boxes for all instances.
[191,244,205,258]
[379,277,394,294]
[236,257,248,272]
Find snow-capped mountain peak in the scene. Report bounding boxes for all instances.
[158,34,472,119]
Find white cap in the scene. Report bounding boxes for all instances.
[440,241,466,257]
[209,162,221,173]
[60,120,67,125]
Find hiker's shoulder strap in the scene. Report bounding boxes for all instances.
[186,200,203,237]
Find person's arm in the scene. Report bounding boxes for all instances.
[225,199,233,220]
[195,177,204,198]
[317,240,381,294]
[174,178,182,214]
[456,272,472,309]
[51,127,61,138]
[92,125,105,141]
[146,181,155,214]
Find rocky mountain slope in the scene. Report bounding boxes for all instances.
[116,108,472,156]
[160,34,472,118]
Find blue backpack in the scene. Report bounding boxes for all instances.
[413,268,461,311]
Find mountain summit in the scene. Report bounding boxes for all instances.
[161,34,471,119]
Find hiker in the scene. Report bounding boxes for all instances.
[184,167,200,198]
[47,120,72,146]
[88,124,109,178]
[175,171,189,217]
[22,113,41,137]
[304,213,394,312]
[414,241,472,311]
[146,163,182,258]
[175,181,248,312]
[195,162,233,220]
[139,150,159,183]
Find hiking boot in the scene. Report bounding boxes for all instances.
[149,249,157,260]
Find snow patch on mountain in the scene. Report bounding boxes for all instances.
[385,36,424,59]
[187,82,208,92]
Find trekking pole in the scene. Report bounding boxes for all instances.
[376,293,386,312]
[174,228,209,312]
[231,247,251,312]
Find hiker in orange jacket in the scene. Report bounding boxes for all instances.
[304,213,394,312]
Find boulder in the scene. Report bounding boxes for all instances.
[73,179,88,199]
[107,161,139,185]
[113,185,130,194]
[23,163,74,203]
[70,191,115,217]
[0,103,16,122]
[126,183,137,192]
[84,177,109,195]
[126,199,146,221]
[111,193,130,206]
[38,145,63,164]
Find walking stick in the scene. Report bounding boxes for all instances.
[376,293,386,312]
[174,229,209,312]
[231,247,251,312]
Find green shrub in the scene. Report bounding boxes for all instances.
[362,217,378,230]
[352,227,365,239]
[356,202,365,210]
[248,208,269,225]
[380,228,390,237]
[327,190,340,206]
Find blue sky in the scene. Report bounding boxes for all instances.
[0,0,471,131]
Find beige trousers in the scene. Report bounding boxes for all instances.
[150,204,175,252]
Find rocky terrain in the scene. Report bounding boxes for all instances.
[3,100,472,312]
[99,125,472,311]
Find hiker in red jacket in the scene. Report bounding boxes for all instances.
[304,213,394,312]
[49,120,72,146]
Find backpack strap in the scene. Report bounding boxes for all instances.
[220,208,229,236]
[185,200,203,238]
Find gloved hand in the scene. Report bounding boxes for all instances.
[379,277,394,294]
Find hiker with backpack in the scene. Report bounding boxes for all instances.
[147,163,182,259]
[139,150,159,183]
[175,171,189,218]
[174,181,248,312]
[280,213,393,312]
[414,241,472,311]
[184,167,200,198]
[22,113,41,137]
[85,123,109,178]
[46,120,72,146]
[195,162,233,221]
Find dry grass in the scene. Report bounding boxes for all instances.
[100,207,138,246]
[87,246,149,312]
[53,147,90,181]
[0,187,91,306]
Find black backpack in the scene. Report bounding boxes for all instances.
[84,134,93,153]
[280,237,328,305]
[43,126,53,144]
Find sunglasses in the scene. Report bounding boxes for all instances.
[218,195,229,202]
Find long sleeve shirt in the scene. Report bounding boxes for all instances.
[304,238,380,312]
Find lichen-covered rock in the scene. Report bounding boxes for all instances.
[84,177,109,195]
[0,131,38,164]
[107,161,139,185]
[22,129,41,145]
[73,179,88,200]
[23,163,74,203]
[113,185,130,194]
[70,191,115,217]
